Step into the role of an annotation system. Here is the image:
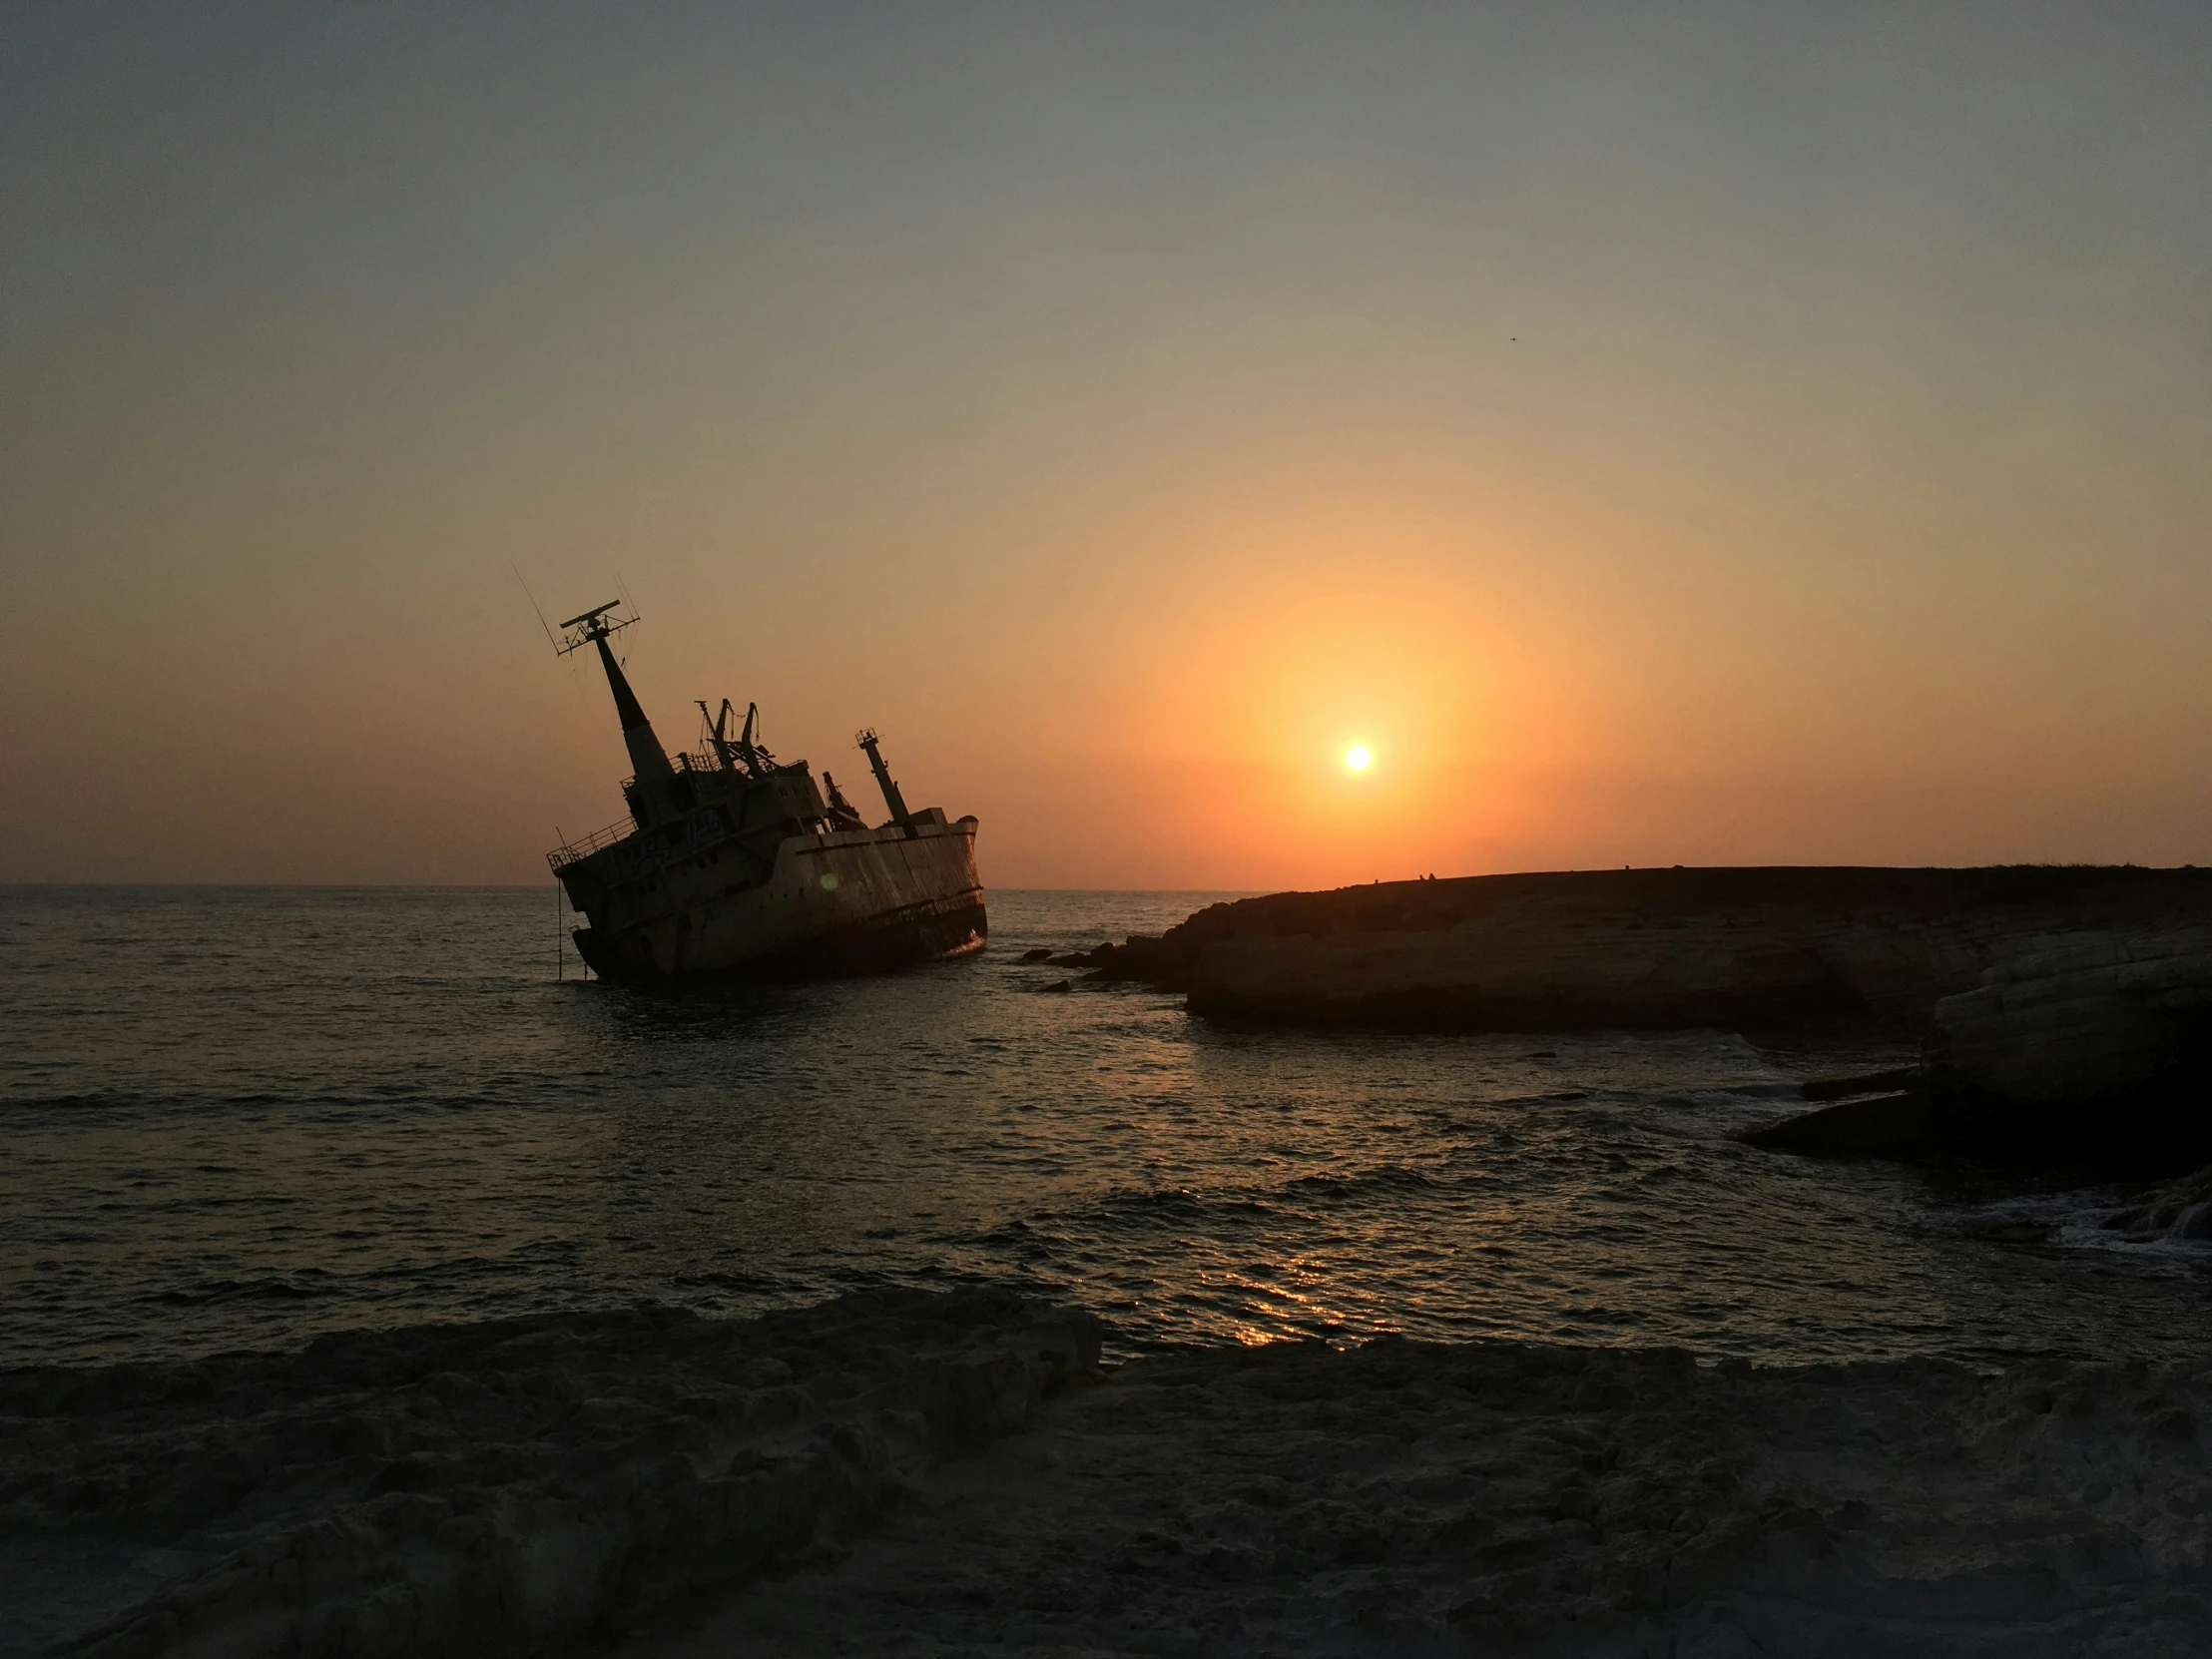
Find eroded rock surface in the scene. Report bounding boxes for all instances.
[15,1295,2209,1658]
[2,1289,1100,1658]
[1929,927,2212,1130]
[638,1335,2212,1658]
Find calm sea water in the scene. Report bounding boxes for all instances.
[3,885,2207,1370]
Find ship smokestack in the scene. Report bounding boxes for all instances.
[855,729,914,836]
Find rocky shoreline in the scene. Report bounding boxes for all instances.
[3,1290,1098,1659]
[1081,867,2212,1163]
[11,1289,2211,1658]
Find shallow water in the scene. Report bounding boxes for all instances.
[2,885,2206,1368]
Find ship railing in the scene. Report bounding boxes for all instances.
[547,817,636,871]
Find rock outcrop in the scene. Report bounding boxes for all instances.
[1736,928,2212,1161]
[1738,1088,1941,1157]
[1928,927,2212,1119]
[3,1289,1100,1659]
[1086,869,2212,1162]
[1090,866,2212,1037]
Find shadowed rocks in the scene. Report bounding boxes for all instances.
[1743,926,2212,1163]
[1740,1090,1941,1157]
[1927,927,2212,1143]
[630,1324,2212,1658]
[3,1290,1101,1659]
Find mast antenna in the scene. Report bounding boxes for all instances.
[554,599,639,656]
[513,565,560,654]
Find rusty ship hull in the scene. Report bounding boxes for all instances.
[559,813,983,981]
[544,599,985,984]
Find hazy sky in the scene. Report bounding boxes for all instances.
[6,3,2209,886]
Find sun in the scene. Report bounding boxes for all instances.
[1345,744,1373,772]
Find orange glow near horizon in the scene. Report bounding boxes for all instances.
[1010,542,1550,888]
[7,11,2212,885]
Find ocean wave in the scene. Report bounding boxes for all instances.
[1928,1174,2212,1262]
[2087,1166,2212,1250]
[147,1274,338,1307]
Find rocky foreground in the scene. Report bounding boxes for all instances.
[3,1290,1097,1659]
[10,1289,2212,1658]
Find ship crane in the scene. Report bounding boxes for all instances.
[699,699,774,778]
[822,772,867,831]
[739,703,772,773]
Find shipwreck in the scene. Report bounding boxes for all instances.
[545,601,984,980]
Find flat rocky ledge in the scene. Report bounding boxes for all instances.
[1087,866,2212,1033]
[1082,867,2212,1164]
[9,1289,2212,1657]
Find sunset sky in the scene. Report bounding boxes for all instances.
[6,4,2209,888]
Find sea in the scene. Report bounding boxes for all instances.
[3,885,2207,1371]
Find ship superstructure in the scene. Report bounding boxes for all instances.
[546,602,984,979]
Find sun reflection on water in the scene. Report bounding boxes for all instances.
[5,887,2210,1371]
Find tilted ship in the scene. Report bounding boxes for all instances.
[545,602,984,980]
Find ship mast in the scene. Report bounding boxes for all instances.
[557,601,675,789]
[855,728,915,837]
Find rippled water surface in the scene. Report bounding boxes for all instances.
[4,885,2207,1368]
